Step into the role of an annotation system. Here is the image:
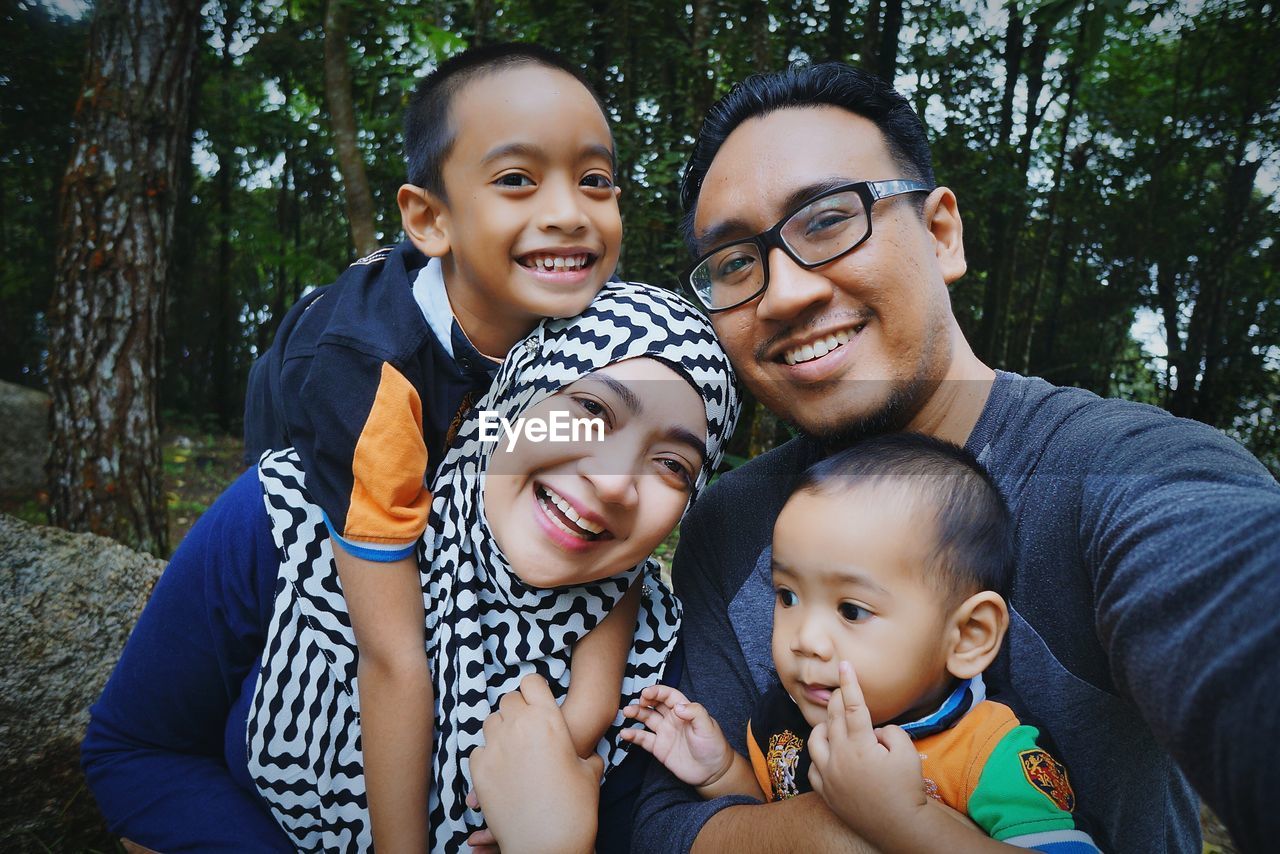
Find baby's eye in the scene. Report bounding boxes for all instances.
[495,173,534,188]
[581,172,614,189]
[776,588,797,608]
[837,602,868,622]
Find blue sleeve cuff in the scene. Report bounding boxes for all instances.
[320,511,417,562]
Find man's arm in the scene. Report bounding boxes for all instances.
[1081,413,1280,853]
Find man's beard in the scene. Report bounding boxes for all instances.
[796,373,937,452]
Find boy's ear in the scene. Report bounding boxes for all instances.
[944,590,1008,681]
[398,183,450,257]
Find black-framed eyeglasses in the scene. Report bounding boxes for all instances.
[683,179,932,312]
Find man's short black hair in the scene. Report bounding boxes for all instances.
[791,433,1012,605]
[403,42,606,200]
[679,63,935,250]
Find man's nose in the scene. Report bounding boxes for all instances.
[756,247,833,322]
[537,178,590,233]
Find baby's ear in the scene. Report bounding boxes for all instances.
[944,591,1008,680]
[398,184,451,257]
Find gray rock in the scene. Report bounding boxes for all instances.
[0,381,51,498]
[0,513,165,848]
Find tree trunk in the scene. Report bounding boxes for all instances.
[875,0,904,82]
[825,0,849,61]
[323,0,379,258]
[47,0,202,556]
[213,1,239,430]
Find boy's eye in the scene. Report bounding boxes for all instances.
[581,172,614,189]
[495,173,534,188]
[837,602,868,622]
[776,588,797,608]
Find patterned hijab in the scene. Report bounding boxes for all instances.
[249,281,739,852]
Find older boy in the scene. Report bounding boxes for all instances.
[243,43,632,851]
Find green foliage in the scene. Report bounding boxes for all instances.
[3,0,1277,474]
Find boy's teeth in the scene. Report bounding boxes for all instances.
[527,254,588,271]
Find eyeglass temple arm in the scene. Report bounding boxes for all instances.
[868,179,931,200]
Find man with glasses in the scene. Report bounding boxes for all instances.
[633,62,1280,854]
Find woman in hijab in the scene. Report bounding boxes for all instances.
[83,281,739,852]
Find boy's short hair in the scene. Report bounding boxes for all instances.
[403,43,608,200]
[792,433,1012,605]
[679,62,935,252]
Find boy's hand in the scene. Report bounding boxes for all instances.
[621,684,735,789]
[808,661,931,845]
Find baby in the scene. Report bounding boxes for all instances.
[624,432,1101,852]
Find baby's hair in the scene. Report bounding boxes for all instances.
[792,433,1012,605]
[403,42,609,200]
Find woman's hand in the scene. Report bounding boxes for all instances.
[467,674,603,854]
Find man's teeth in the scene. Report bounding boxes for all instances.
[525,253,590,271]
[783,328,855,366]
[539,486,605,536]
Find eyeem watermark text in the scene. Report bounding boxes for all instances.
[478,410,605,451]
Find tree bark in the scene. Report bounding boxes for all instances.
[875,0,904,82]
[47,0,202,556]
[323,0,379,258]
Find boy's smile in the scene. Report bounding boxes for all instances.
[424,63,622,357]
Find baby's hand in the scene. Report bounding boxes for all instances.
[808,661,930,845]
[621,685,734,789]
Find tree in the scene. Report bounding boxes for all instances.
[324,0,380,257]
[47,0,203,555]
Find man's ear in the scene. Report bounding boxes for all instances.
[398,183,450,257]
[924,186,966,285]
[944,590,1008,680]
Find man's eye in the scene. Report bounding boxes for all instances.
[837,602,867,622]
[714,252,755,281]
[581,173,614,189]
[496,173,534,188]
[803,210,855,237]
[776,588,797,607]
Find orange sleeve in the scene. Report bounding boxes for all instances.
[343,363,431,544]
[745,721,775,801]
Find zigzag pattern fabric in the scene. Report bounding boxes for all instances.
[247,280,740,851]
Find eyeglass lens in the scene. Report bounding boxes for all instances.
[693,188,870,309]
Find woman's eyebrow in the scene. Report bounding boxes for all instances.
[590,373,643,415]
[665,425,708,465]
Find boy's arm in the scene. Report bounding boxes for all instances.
[336,549,432,854]
[561,582,642,758]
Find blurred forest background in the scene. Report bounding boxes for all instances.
[1,0,1277,557]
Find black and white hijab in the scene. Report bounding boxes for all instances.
[248,281,739,852]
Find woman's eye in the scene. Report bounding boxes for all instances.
[657,457,695,488]
[573,396,611,427]
[837,602,867,622]
[496,173,534,188]
[581,172,614,189]
[776,588,797,608]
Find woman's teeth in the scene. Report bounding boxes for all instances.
[783,328,855,366]
[538,486,605,537]
[523,254,590,271]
